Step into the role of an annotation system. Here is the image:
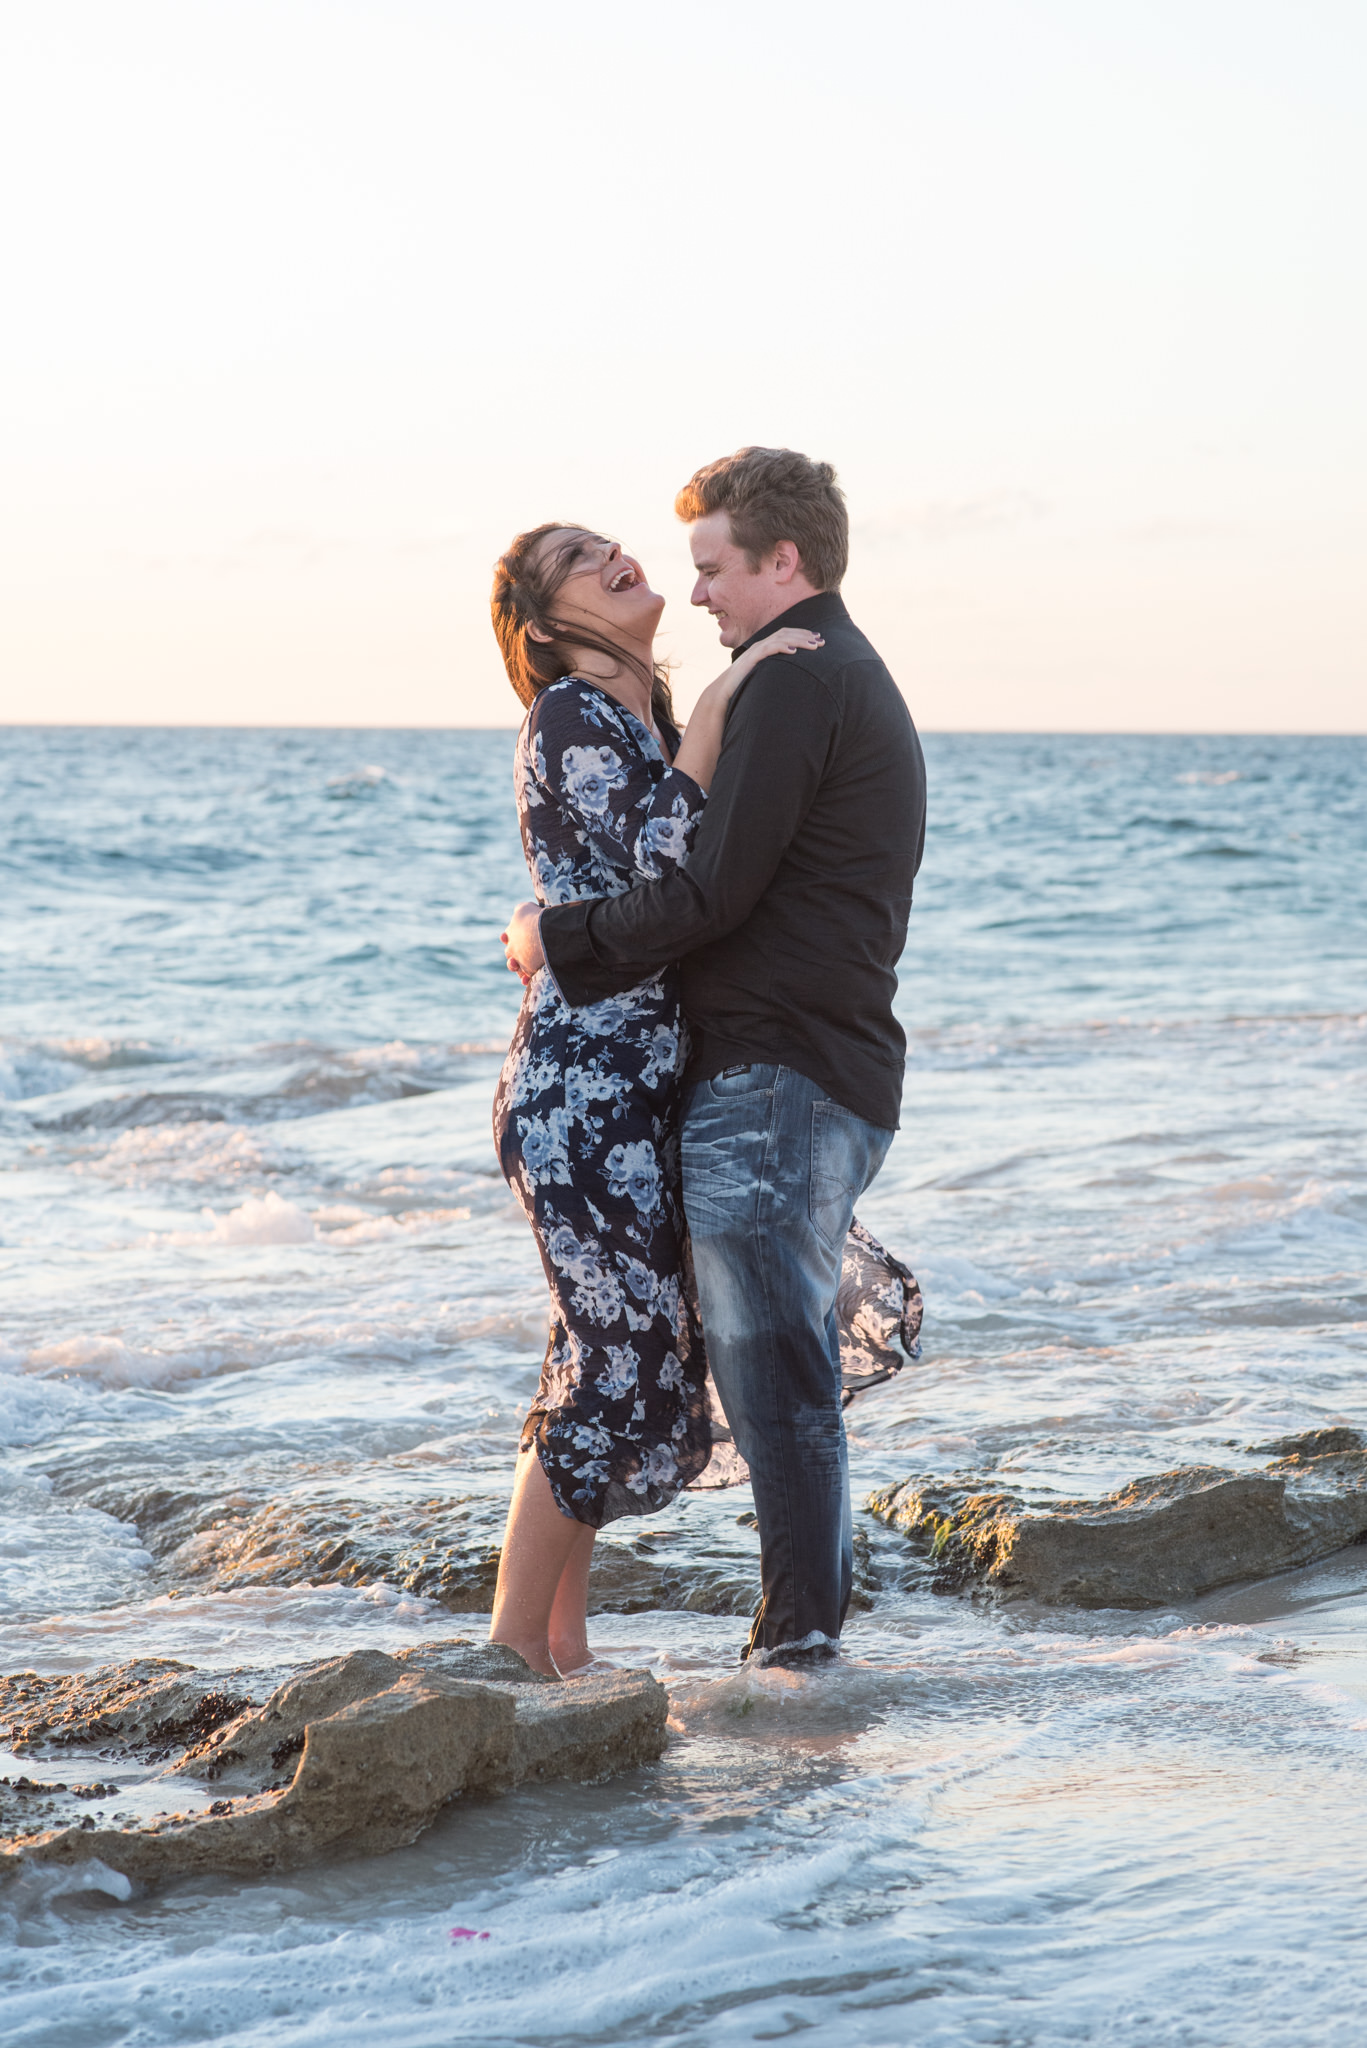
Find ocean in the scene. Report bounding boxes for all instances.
[1,725,1365,2045]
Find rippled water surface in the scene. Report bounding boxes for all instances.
[2,727,1365,2045]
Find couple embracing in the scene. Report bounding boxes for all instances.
[487,448,926,1677]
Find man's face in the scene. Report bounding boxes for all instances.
[688,511,784,649]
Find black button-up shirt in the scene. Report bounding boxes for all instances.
[538,590,926,1130]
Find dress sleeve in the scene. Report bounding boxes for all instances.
[530,681,706,887]
[632,767,706,879]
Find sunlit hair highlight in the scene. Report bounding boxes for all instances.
[490,523,676,726]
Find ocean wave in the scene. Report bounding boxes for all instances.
[326,765,392,799]
[0,1579,445,1675]
[313,1205,472,1244]
[148,1191,481,1248]
[43,1037,178,1071]
[0,1487,153,1622]
[74,1120,287,1188]
[0,1044,92,1102]
[190,1191,317,1246]
[901,1009,1367,1074]
[14,1334,242,1390]
[21,1038,506,1133]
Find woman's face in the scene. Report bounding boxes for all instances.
[533,528,664,647]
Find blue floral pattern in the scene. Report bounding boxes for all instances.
[494,676,712,1526]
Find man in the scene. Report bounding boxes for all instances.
[504,446,926,1668]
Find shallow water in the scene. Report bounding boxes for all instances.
[1,727,1365,2045]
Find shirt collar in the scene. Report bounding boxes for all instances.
[730,589,850,661]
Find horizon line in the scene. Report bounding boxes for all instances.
[5,722,1365,739]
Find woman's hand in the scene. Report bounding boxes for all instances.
[501,901,546,985]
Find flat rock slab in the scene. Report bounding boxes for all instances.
[0,1640,667,1888]
[867,1432,1367,1609]
[0,1659,269,1758]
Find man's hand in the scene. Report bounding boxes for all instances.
[501,901,546,985]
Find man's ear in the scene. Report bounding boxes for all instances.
[770,539,803,586]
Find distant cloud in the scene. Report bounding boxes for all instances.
[854,492,1048,547]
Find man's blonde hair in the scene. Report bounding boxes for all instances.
[675,447,848,590]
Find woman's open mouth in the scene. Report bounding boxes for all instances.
[608,566,639,593]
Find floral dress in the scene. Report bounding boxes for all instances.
[493,676,712,1527]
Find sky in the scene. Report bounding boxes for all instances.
[1,0,1363,731]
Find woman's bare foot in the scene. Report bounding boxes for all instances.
[556,1656,619,1680]
[489,1633,561,1678]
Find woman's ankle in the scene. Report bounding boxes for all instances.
[549,1636,590,1675]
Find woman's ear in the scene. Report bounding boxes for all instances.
[526,622,554,644]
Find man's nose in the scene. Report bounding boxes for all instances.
[690,575,709,607]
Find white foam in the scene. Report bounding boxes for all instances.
[0,1365,101,1445]
[78,1120,284,1188]
[319,1206,472,1244]
[168,1190,318,1246]
[0,1480,152,1619]
[0,1579,449,1673]
[17,1334,229,1390]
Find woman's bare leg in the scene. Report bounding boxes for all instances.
[547,1531,596,1674]
[489,1445,593,1677]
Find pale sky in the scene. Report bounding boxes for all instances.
[2,0,1363,730]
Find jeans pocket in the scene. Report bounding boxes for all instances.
[708,1064,776,1098]
[808,1100,864,1254]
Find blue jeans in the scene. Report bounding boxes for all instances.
[681,1063,895,1664]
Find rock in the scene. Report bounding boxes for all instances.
[168,1648,409,1788]
[1246,1426,1363,1457]
[0,1659,264,1758]
[866,1450,1367,1609]
[3,1676,515,1884]
[47,1460,764,1617]
[586,1526,759,1617]
[0,1639,669,1889]
[0,1773,121,1839]
[504,1667,676,1786]
[164,1491,508,1612]
[392,1640,557,1685]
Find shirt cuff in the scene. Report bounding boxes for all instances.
[539,901,596,1008]
[539,900,634,1008]
[532,908,571,1007]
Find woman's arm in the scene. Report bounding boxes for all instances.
[671,626,823,792]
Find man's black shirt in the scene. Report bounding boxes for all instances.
[538,590,926,1131]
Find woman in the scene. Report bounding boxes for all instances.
[487,523,823,1676]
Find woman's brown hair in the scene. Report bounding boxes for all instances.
[490,523,676,729]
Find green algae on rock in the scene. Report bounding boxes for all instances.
[867,1439,1367,1609]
